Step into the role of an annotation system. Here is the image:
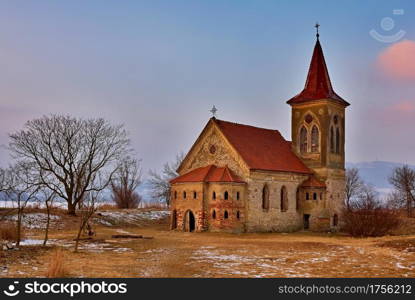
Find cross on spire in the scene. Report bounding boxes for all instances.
[210,105,218,118]
[315,22,320,39]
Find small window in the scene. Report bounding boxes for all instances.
[236,211,240,219]
[313,193,317,200]
[336,127,340,154]
[212,210,216,219]
[296,188,300,210]
[174,191,177,199]
[224,191,229,200]
[262,184,270,211]
[280,186,288,212]
[224,210,229,219]
[212,191,216,200]
[306,192,309,200]
[183,191,186,199]
[193,191,197,199]
[236,191,240,200]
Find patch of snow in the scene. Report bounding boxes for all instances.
[95,210,170,226]
[5,213,61,229]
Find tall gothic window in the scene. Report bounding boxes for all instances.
[262,184,270,211]
[311,125,319,153]
[330,126,335,153]
[335,127,340,154]
[300,126,308,153]
[280,186,288,212]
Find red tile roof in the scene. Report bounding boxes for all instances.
[301,175,326,188]
[287,39,349,106]
[170,165,245,184]
[214,119,311,174]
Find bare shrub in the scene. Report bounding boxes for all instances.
[148,153,184,206]
[0,222,22,241]
[46,248,68,278]
[342,185,401,237]
[111,157,142,209]
[389,165,415,217]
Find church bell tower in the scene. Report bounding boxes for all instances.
[286,24,350,211]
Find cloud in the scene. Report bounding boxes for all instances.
[378,100,415,126]
[377,40,415,81]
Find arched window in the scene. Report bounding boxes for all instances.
[311,125,319,152]
[330,126,335,153]
[300,126,308,153]
[174,191,177,199]
[306,192,310,200]
[224,191,229,200]
[212,191,216,200]
[262,184,270,211]
[236,211,240,219]
[193,191,197,199]
[333,214,338,226]
[224,210,229,219]
[280,186,288,212]
[313,192,317,200]
[183,191,186,199]
[212,210,216,219]
[236,191,240,200]
[336,127,340,154]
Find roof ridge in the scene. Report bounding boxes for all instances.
[214,118,280,133]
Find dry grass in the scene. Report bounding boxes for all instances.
[46,248,68,278]
[141,202,167,209]
[97,203,118,210]
[0,222,24,242]
[2,213,415,278]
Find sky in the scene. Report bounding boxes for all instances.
[0,0,414,175]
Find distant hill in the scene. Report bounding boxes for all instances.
[346,161,415,196]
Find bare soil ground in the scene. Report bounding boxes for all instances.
[1,208,415,278]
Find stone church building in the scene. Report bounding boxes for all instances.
[170,32,349,233]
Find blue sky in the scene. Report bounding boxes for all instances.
[0,0,414,173]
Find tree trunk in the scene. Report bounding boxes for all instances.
[67,202,76,216]
[74,220,86,252]
[43,205,51,246]
[16,213,22,247]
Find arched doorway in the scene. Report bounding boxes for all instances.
[184,210,196,232]
[171,210,177,230]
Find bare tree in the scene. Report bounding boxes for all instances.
[148,153,184,206]
[345,168,364,211]
[74,192,101,252]
[389,165,415,217]
[111,157,142,208]
[3,162,40,246]
[8,115,130,215]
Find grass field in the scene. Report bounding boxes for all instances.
[1,209,415,278]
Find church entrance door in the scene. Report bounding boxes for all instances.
[303,214,310,230]
[184,210,196,232]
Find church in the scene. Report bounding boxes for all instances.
[170,29,349,233]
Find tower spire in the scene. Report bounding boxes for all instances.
[286,29,349,106]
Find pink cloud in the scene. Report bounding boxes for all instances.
[378,100,415,126]
[377,40,415,81]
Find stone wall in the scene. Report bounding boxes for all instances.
[244,171,308,232]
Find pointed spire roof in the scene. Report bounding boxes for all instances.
[287,37,349,106]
